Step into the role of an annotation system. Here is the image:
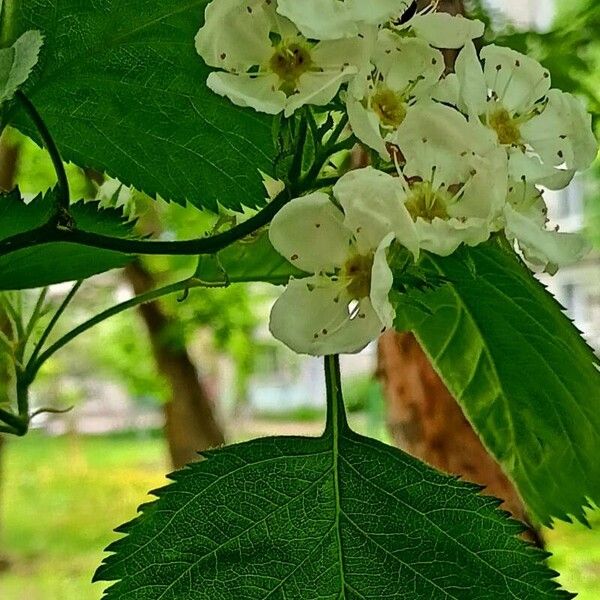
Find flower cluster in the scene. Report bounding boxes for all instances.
[196,0,598,356]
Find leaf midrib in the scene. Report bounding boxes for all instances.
[420,254,522,476]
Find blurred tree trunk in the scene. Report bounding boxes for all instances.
[377,0,542,544]
[124,261,225,469]
[378,333,538,529]
[0,130,20,571]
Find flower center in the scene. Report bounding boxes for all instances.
[343,253,373,300]
[269,41,313,95]
[405,181,450,222]
[371,87,407,128]
[488,107,521,145]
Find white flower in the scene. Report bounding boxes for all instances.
[390,102,508,255]
[347,31,444,158]
[276,0,414,40]
[503,182,590,274]
[268,173,418,355]
[276,0,484,48]
[443,42,598,189]
[195,0,372,116]
[394,11,485,50]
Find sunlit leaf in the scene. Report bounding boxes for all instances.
[393,240,600,525]
[96,404,569,598]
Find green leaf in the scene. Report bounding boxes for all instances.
[95,388,569,598]
[393,240,600,525]
[0,30,43,104]
[8,0,275,211]
[194,230,305,286]
[0,188,135,289]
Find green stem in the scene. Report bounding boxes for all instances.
[1,295,23,341]
[15,374,28,419]
[27,280,82,367]
[0,0,15,46]
[23,286,48,345]
[0,406,26,435]
[324,355,347,435]
[0,186,294,257]
[15,91,71,217]
[289,115,308,184]
[26,278,195,381]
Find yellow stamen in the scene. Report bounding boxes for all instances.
[269,41,313,95]
[488,107,522,145]
[343,253,374,300]
[371,87,407,128]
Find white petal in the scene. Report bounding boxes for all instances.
[505,203,591,273]
[431,74,460,106]
[285,68,356,117]
[449,148,508,219]
[207,72,286,115]
[269,192,351,273]
[521,89,598,170]
[416,217,492,256]
[347,0,418,26]
[346,95,389,159]
[370,233,396,329]
[312,36,371,69]
[195,0,273,71]
[410,14,484,49]
[506,181,546,227]
[454,41,487,117]
[394,102,497,187]
[374,32,445,97]
[508,150,575,191]
[276,0,358,40]
[269,277,384,356]
[481,45,550,114]
[277,0,411,40]
[333,167,419,258]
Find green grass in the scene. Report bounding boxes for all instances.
[0,432,168,600]
[0,432,598,599]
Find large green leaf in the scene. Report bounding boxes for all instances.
[0,188,134,288]
[6,0,275,211]
[95,362,569,599]
[393,240,600,525]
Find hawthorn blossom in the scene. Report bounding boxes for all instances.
[195,0,372,116]
[347,31,444,158]
[277,0,484,47]
[268,176,418,355]
[441,41,598,189]
[276,0,414,40]
[503,182,590,274]
[393,9,484,49]
[389,102,508,255]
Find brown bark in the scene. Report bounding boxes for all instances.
[378,333,531,523]
[377,0,541,543]
[124,262,225,469]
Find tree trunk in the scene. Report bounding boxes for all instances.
[378,333,533,524]
[124,262,225,469]
[377,0,541,542]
